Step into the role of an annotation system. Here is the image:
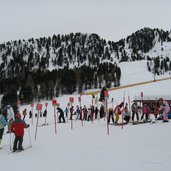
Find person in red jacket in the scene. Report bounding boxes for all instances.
[11,113,29,152]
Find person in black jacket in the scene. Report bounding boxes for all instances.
[57,107,65,123]
[108,108,114,124]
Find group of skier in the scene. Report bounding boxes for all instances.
[108,97,170,125]
[54,97,170,125]
[0,105,29,151]
[0,97,170,151]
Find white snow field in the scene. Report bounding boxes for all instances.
[0,61,171,171]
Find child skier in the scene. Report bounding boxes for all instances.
[141,104,150,122]
[158,98,170,122]
[114,102,124,125]
[108,108,114,124]
[123,103,130,124]
[11,113,29,152]
[64,107,69,118]
[83,106,88,120]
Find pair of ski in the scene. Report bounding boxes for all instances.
[9,146,32,154]
[38,123,49,127]
[110,122,128,126]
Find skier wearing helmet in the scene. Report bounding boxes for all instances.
[11,113,29,152]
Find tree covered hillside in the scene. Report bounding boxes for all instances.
[0,28,171,105]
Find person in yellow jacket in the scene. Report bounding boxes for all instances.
[114,102,124,125]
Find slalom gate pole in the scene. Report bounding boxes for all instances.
[104,90,109,135]
[128,94,131,123]
[35,110,39,140]
[54,105,57,134]
[28,127,32,147]
[105,97,109,135]
[31,106,34,125]
[103,100,106,121]
[45,106,47,124]
[121,92,125,129]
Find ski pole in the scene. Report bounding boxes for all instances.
[35,110,40,140]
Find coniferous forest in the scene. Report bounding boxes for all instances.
[0,28,171,106]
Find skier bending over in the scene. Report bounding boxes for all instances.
[158,98,170,122]
[57,107,65,123]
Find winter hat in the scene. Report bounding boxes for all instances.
[16,114,21,118]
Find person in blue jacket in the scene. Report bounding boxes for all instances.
[0,109,7,148]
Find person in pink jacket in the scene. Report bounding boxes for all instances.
[153,103,159,119]
[158,98,170,122]
[141,104,150,122]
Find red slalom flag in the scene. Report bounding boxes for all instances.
[36,104,43,111]
[52,99,57,106]
[69,97,74,103]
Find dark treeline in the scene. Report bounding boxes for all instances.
[0,28,171,106]
[0,33,122,106]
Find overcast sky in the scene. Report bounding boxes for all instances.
[0,0,171,43]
